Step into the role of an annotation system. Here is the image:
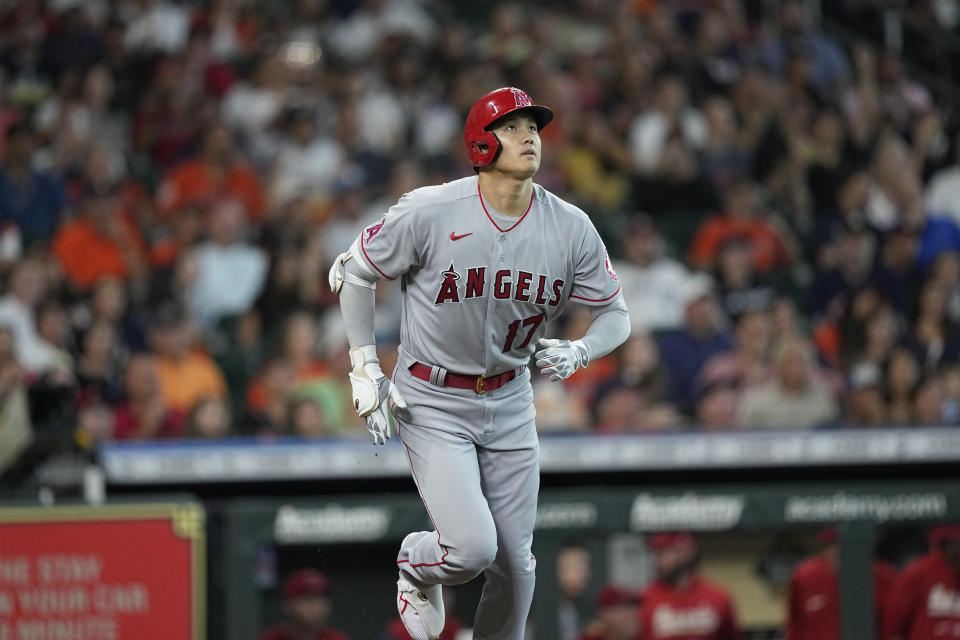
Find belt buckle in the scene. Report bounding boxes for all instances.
[475,375,487,394]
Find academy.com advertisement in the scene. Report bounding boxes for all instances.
[628,489,952,531]
[0,504,204,640]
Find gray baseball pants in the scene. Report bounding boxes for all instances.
[393,358,539,640]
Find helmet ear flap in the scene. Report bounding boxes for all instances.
[469,130,501,168]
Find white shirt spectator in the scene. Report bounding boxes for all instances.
[629,109,707,173]
[188,244,268,327]
[0,295,61,376]
[270,137,345,207]
[617,258,691,333]
[357,90,407,154]
[185,200,268,328]
[926,164,960,226]
[221,83,283,138]
[123,1,189,53]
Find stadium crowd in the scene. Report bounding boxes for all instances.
[2,0,960,479]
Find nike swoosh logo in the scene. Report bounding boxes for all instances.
[450,232,473,241]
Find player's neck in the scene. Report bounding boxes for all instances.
[477,172,534,217]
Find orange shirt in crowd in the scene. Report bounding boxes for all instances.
[154,351,228,413]
[688,217,789,272]
[52,215,145,290]
[157,159,265,220]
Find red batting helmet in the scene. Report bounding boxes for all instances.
[463,87,554,169]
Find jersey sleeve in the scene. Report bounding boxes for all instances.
[352,193,421,280]
[569,224,622,305]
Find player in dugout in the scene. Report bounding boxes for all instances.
[577,584,643,640]
[259,569,350,640]
[638,533,740,640]
[786,527,896,640]
[882,525,960,640]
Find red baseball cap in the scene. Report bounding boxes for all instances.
[647,532,697,551]
[817,527,839,544]
[928,525,960,544]
[596,584,641,609]
[283,569,330,599]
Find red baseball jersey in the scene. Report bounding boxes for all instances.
[882,550,960,640]
[639,576,740,640]
[258,624,351,640]
[787,555,897,640]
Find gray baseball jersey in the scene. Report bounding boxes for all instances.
[347,174,621,639]
[351,175,622,376]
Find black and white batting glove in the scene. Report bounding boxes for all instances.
[348,346,408,444]
[535,338,589,382]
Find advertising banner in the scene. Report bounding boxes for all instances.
[0,503,204,640]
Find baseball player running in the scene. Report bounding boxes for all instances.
[329,87,630,640]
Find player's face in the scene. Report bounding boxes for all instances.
[489,112,541,178]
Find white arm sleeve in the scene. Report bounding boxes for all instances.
[578,295,631,361]
[339,258,378,348]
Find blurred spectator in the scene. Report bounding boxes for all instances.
[157,123,265,221]
[243,356,294,437]
[113,353,184,440]
[786,527,896,640]
[147,303,228,414]
[0,332,30,475]
[185,395,231,439]
[0,258,66,377]
[260,568,350,640]
[592,334,680,432]
[656,274,732,412]
[758,0,851,92]
[925,131,960,226]
[557,541,593,640]
[88,275,146,351]
[885,348,922,425]
[616,216,690,333]
[699,95,750,192]
[898,172,960,271]
[695,309,774,411]
[287,395,329,438]
[738,339,839,429]
[911,375,948,426]
[268,106,345,210]
[883,525,960,640]
[0,122,66,246]
[688,180,793,273]
[576,584,642,640]
[123,0,190,54]
[713,236,777,322]
[184,197,268,329]
[74,320,123,407]
[639,533,740,640]
[869,224,920,319]
[277,311,349,432]
[906,280,960,371]
[221,54,287,150]
[560,112,632,213]
[843,362,887,427]
[52,182,147,292]
[630,73,706,174]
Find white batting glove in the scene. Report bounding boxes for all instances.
[348,346,408,444]
[535,338,589,382]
